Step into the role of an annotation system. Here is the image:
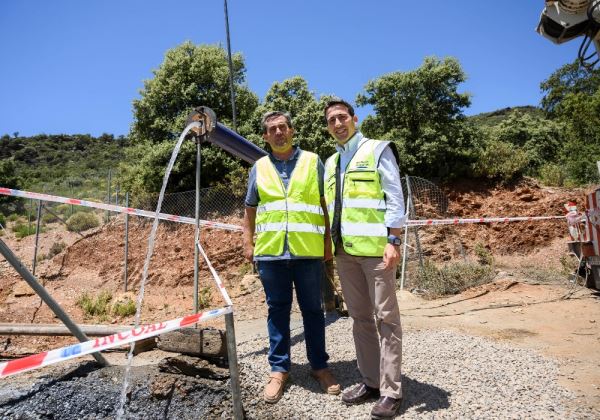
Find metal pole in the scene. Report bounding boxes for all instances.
[224,0,237,132]
[32,200,43,275]
[194,140,202,313]
[405,177,424,270]
[69,180,74,217]
[0,323,131,336]
[106,169,112,223]
[124,192,129,292]
[27,199,32,236]
[0,238,109,367]
[225,312,244,420]
[400,194,411,291]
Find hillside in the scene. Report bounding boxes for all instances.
[0,133,129,195]
[468,105,544,128]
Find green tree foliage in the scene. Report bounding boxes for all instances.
[356,56,477,179]
[540,61,600,185]
[540,61,600,116]
[248,76,335,161]
[0,158,23,213]
[122,42,259,194]
[0,133,128,198]
[487,110,564,171]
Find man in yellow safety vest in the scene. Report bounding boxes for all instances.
[243,111,340,404]
[323,98,405,419]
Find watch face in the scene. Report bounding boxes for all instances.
[387,235,400,245]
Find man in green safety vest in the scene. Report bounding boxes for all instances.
[243,111,340,404]
[323,98,405,419]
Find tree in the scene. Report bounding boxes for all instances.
[356,56,476,179]
[540,61,600,184]
[247,76,335,161]
[556,90,600,184]
[540,61,600,115]
[0,159,23,214]
[489,110,564,171]
[122,42,259,193]
[131,42,258,144]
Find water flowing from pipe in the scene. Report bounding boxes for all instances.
[116,122,201,419]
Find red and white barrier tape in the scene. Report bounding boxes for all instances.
[0,306,232,378]
[0,186,569,229]
[405,215,565,226]
[0,187,242,232]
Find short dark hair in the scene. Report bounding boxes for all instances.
[323,97,355,121]
[261,111,293,134]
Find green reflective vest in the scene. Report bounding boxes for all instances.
[254,151,325,257]
[324,139,389,256]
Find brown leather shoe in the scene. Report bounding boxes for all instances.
[370,396,403,419]
[310,368,341,395]
[263,372,289,404]
[341,383,380,405]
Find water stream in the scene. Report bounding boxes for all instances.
[116,122,201,419]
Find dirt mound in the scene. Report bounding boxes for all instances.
[52,220,245,291]
[417,178,586,260]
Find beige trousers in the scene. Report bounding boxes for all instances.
[336,247,403,398]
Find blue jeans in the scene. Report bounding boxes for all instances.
[257,259,329,373]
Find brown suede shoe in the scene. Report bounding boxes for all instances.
[370,396,403,419]
[310,368,341,395]
[263,372,289,404]
[341,383,380,405]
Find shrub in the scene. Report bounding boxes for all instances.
[538,163,567,187]
[66,212,99,232]
[414,260,495,297]
[47,241,67,258]
[112,297,136,317]
[7,213,20,222]
[472,139,529,182]
[56,204,71,215]
[77,290,112,317]
[198,286,212,309]
[0,213,5,226]
[12,223,38,238]
[474,242,494,266]
[41,212,60,224]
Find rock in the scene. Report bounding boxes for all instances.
[158,355,229,380]
[12,281,35,297]
[157,327,227,359]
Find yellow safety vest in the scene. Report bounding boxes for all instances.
[324,139,389,256]
[255,151,325,257]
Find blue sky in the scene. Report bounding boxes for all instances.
[0,1,581,137]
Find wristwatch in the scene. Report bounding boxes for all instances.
[387,234,401,246]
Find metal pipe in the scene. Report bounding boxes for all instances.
[124,192,130,292]
[209,123,266,164]
[405,177,424,269]
[0,323,131,336]
[106,168,112,223]
[225,312,244,420]
[32,200,42,275]
[400,193,411,291]
[193,139,201,313]
[0,238,109,367]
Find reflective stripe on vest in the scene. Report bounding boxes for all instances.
[324,139,388,257]
[255,151,324,257]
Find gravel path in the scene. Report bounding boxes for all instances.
[237,315,598,419]
[0,314,597,419]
